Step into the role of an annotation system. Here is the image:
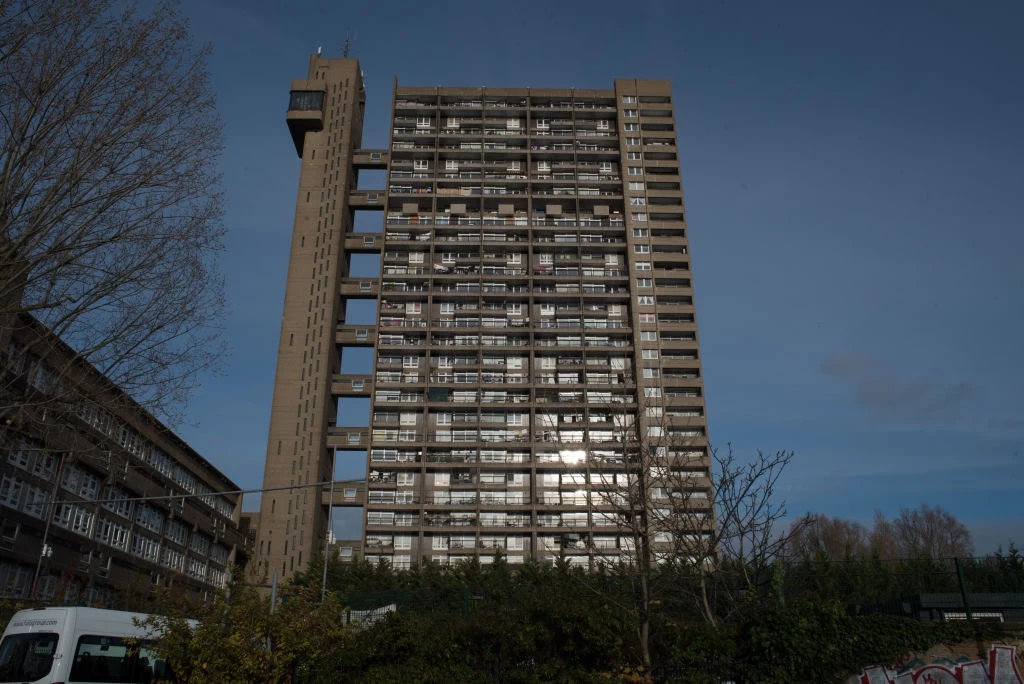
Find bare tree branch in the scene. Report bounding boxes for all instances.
[1,0,225,427]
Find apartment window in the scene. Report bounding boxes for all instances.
[630,197,646,206]
[535,119,549,129]
[642,368,661,379]
[637,296,654,306]
[0,475,23,509]
[599,161,613,173]
[506,118,520,129]
[400,412,418,426]
[397,472,415,486]
[624,109,638,118]
[640,331,657,341]
[644,387,662,398]
[416,117,432,128]
[635,262,652,270]
[403,355,420,368]
[622,96,636,104]
[626,137,641,146]
[641,349,659,360]
[634,244,650,253]
[135,504,165,533]
[408,253,424,265]
[627,168,643,179]
[413,159,429,170]
[539,304,555,316]
[627,151,642,160]
[439,302,455,315]
[628,182,645,191]
[446,159,459,170]
[631,213,648,222]
[636,278,652,288]
[507,303,522,315]
[536,161,551,172]
[447,117,460,128]
[165,518,189,545]
[639,313,656,323]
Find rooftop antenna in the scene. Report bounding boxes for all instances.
[342,30,356,58]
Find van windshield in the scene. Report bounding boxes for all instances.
[0,632,59,683]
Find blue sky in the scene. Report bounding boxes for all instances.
[172,0,1024,552]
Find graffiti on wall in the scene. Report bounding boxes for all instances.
[858,645,1022,684]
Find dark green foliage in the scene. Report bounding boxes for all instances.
[142,549,1021,683]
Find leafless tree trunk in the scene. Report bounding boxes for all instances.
[1,0,225,427]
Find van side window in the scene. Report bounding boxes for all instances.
[69,635,173,683]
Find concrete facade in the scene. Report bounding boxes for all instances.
[257,55,710,578]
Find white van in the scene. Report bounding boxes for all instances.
[0,607,176,683]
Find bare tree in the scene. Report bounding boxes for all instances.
[1,0,225,426]
[654,445,811,627]
[550,391,808,671]
[871,504,974,560]
[785,514,870,560]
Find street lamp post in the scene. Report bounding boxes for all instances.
[30,451,66,601]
